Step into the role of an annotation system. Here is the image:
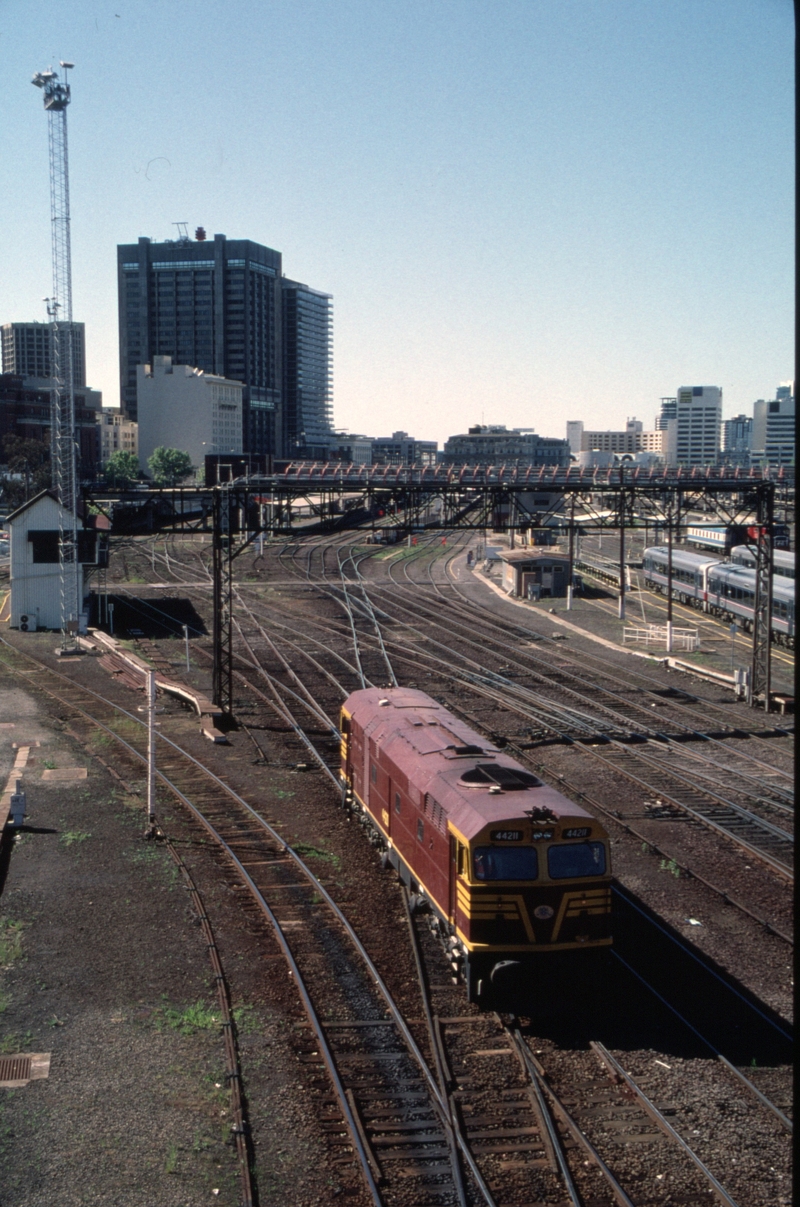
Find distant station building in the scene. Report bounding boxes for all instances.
[371,431,437,466]
[498,548,571,600]
[442,425,570,467]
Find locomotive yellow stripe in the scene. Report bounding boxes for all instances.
[552,889,611,940]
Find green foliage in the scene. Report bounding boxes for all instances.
[0,919,24,967]
[59,830,92,846]
[164,1144,179,1174]
[1,435,51,507]
[659,857,681,878]
[293,841,340,870]
[104,450,140,489]
[158,1000,221,1035]
[148,446,194,486]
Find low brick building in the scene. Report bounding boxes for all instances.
[499,548,572,600]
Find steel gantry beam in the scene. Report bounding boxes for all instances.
[84,465,788,714]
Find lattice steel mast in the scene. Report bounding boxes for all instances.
[32,62,80,650]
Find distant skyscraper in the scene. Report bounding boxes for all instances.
[1,320,86,388]
[281,279,334,458]
[722,414,752,466]
[565,421,583,454]
[656,396,677,430]
[118,232,334,458]
[752,385,795,466]
[118,233,283,454]
[664,386,722,467]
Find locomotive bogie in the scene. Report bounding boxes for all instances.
[340,687,613,1001]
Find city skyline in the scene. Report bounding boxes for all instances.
[1,1,793,448]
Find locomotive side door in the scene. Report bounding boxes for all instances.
[449,834,458,921]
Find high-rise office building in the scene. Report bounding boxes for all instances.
[118,232,334,458]
[752,384,795,466]
[663,386,722,466]
[721,414,753,466]
[1,321,86,389]
[118,233,283,454]
[281,279,334,458]
[656,396,677,430]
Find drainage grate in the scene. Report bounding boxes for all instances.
[0,1055,31,1084]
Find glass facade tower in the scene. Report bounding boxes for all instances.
[117,234,283,454]
[281,280,334,459]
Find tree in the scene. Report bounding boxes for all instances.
[104,450,141,489]
[147,447,194,486]
[1,435,51,508]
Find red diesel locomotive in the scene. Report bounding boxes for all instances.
[340,687,612,1000]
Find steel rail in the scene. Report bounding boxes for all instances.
[5,640,514,1204]
[368,571,795,807]
[611,890,793,1044]
[343,549,399,688]
[524,758,793,945]
[610,952,792,1133]
[399,888,471,1207]
[230,583,794,875]
[591,1042,742,1207]
[510,1033,636,1207]
[435,560,796,752]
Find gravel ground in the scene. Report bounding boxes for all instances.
[2,531,791,1206]
[0,654,353,1207]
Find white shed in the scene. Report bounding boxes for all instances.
[6,491,98,631]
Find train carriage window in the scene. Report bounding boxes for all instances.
[473,846,538,881]
[547,842,606,879]
[395,792,402,814]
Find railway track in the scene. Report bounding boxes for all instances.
[0,638,516,1205]
[3,616,791,1205]
[403,872,790,1207]
[290,553,794,877]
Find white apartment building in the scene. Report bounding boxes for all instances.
[565,421,584,454]
[664,386,722,467]
[137,356,243,476]
[99,410,138,463]
[751,384,795,467]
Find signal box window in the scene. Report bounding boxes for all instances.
[548,842,606,879]
[473,847,538,881]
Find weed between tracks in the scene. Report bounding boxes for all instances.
[292,840,340,869]
[0,918,24,967]
[59,830,92,847]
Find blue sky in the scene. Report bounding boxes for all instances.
[1,0,793,445]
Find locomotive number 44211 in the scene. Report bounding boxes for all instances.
[490,829,523,842]
[563,826,591,839]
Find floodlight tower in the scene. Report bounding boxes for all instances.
[32,61,80,651]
